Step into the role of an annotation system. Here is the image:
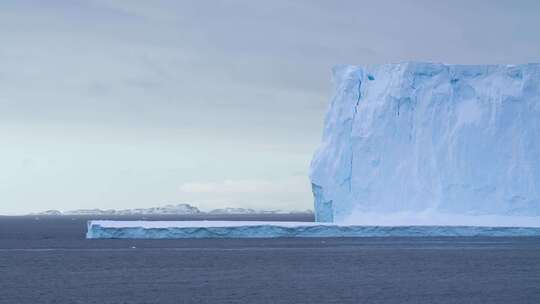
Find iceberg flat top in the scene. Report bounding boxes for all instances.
[88,218,540,228]
[89,220,323,228]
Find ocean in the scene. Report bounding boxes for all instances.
[1,215,539,304]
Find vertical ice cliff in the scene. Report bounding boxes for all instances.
[310,62,540,224]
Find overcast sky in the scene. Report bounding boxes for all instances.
[1,0,539,214]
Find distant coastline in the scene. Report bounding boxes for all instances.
[28,204,314,216]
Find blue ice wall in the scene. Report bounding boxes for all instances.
[312,183,333,222]
[87,222,540,239]
[310,63,540,223]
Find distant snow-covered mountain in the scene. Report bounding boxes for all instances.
[208,208,257,214]
[34,210,63,216]
[63,204,201,215]
[32,204,313,216]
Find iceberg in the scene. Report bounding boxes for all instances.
[87,220,540,238]
[86,62,540,239]
[310,62,540,225]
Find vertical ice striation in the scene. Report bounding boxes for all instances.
[310,62,540,224]
[312,183,333,222]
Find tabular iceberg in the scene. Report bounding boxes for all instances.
[310,62,540,225]
[87,221,540,238]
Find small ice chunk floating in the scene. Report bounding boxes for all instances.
[87,62,540,239]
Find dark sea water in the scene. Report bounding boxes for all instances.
[1,215,540,304]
